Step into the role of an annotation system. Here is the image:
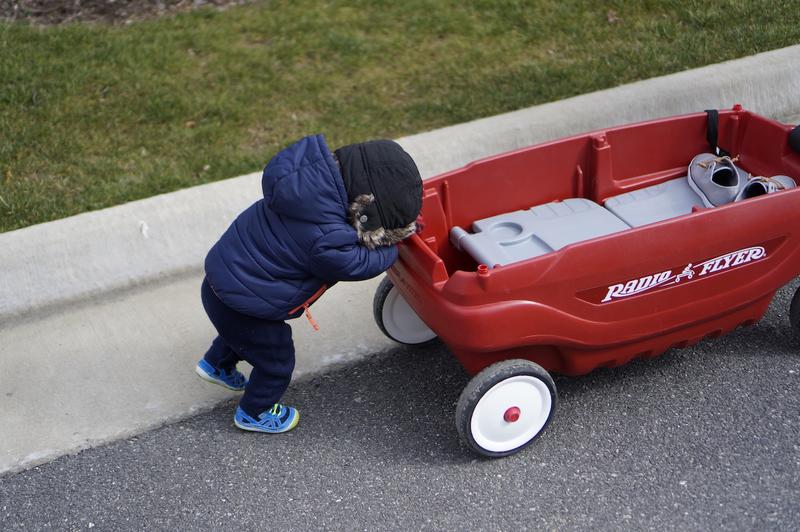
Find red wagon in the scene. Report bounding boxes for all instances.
[372,105,800,457]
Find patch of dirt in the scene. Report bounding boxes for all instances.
[0,0,257,25]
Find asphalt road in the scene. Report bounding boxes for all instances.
[1,278,798,531]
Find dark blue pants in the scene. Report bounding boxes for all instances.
[201,278,295,418]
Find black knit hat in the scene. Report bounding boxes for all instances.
[335,140,423,248]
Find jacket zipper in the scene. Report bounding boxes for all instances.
[288,284,328,331]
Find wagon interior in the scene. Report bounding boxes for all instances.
[415,109,800,277]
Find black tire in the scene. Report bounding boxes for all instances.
[456,359,557,458]
[372,276,437,345]
[790,284,800,340]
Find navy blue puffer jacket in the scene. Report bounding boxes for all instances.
[204,135,398,320]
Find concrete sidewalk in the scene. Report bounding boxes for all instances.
[2,45,799,476]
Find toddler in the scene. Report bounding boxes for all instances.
[196,135,423,433]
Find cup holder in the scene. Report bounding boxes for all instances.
[489,222,524,240]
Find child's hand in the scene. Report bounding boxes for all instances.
[415,215,425,234]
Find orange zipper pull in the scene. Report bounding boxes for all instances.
[303,305,320,331]
[289,285,327,331]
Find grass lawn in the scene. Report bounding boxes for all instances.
[2,0,800,232]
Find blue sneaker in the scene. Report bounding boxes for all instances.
[234,404,299,434]
[195,359,247,391]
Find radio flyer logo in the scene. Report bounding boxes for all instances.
[591,245,768,304]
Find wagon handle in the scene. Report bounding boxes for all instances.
[789,124,800,154]
[705,109,730,158]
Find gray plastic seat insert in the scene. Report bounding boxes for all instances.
[604,177,703,227]
[450,198,631,268]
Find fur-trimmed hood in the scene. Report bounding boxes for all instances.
[348,193,417,249]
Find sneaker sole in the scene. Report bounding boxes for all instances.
[234,411,300,434]
[194,364,246,392]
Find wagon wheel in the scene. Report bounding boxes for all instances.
[456,359,557,458]
[372,276,437,345]
[790,284,800,340]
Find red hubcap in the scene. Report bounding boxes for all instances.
[504,406,521,423]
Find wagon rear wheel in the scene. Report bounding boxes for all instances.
[790,284,800,340]
[372,276,437,345]
[456,359,557,458]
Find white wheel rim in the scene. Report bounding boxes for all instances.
[470,375,552,453]
[382,286,437,344]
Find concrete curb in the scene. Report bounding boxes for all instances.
[2,45,799,476]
